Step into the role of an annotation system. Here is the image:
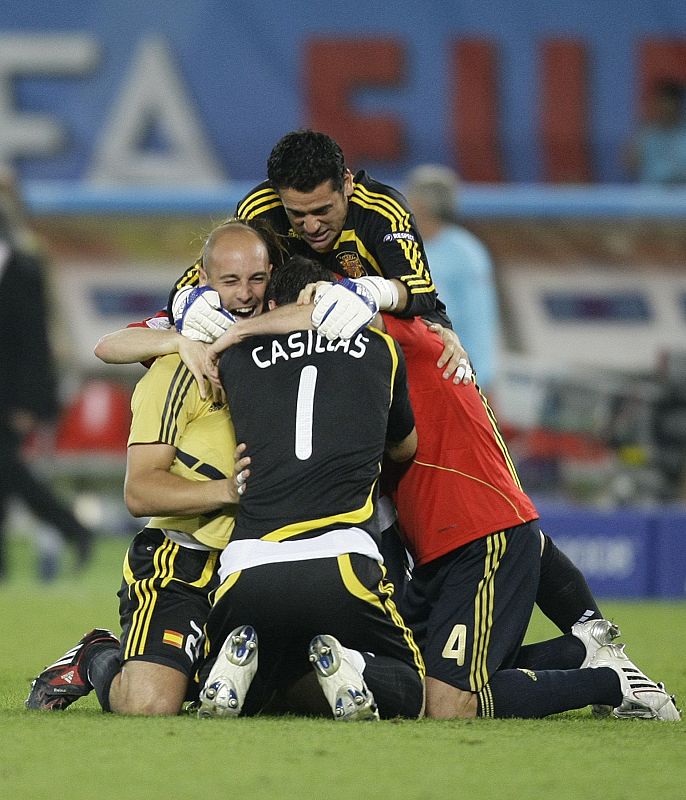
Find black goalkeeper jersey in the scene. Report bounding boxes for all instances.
[168,171,451,326]
[218,326,414,542]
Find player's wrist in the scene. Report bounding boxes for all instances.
[354,277,399,311]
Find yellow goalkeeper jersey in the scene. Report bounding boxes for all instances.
[128,353,237,550]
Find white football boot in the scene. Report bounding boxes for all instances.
[308,634,379,721]
[571,618,622,717]
[571,618,621,669]
[197,625,258,719]
[590,643,681,721]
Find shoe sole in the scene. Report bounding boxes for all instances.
[198,625,258,719]
[309,635,379,722]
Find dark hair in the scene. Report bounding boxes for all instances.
[202,217,287,271]
[267,130,346,193]
[266,255,334,306]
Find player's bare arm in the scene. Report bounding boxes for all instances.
[385,426,418,464]
[94,326,182,364]
[124,441,239,518]
[94,326,216,400]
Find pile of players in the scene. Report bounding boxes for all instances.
[25,131,680,723]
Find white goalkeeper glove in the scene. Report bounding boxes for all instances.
[311,278,379,340]
[352,276,400,312]
[312,277,399,340]
[172,285,235,343]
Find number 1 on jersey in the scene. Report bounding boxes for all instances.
[295,365,318,460]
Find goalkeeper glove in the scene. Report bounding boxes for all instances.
[172,286,235,343]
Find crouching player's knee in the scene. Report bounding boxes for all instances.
[425,676,477,719]
[109,661,188,716]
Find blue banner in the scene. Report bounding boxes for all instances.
[1,1,685,185]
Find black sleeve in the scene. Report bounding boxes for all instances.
[386,342,415,443]
[165,257,202,320]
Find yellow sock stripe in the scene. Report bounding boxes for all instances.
[478,683,495,718]
[411,460,530,525]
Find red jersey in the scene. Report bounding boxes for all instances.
[382,315,538,567]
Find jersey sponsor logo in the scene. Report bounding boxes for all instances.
[336,251,365,278]
[251,330,369,368]
[383,231,416,243]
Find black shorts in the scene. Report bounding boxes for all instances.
[205,553,424,701]
[118,528,220,676]
[403,521,541,695]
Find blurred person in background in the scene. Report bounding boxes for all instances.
[624,79,686,185]
[404,164,499,393]
[0,169,93,580]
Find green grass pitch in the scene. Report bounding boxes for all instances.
[1,534,684,800]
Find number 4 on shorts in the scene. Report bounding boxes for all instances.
[441,624,467,666]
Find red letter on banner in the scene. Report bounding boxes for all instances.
[450,39,503,182]
[638,40,686,113]
[304,38,404,163]
[540,40,591,182]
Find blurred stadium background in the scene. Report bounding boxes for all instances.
[2,1,685,597]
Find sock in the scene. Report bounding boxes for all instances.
[477,667,622,718]
[361,653,424,719]
[86,645,121,713]
[515,633,586,670]
[537,534,603,631]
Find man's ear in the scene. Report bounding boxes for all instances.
[268,299,277,311]
[198,264,209,286]
[343,169,354,199]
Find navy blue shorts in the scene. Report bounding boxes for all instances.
[403,521,541,693]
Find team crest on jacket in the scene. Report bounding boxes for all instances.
[336,251,365,278]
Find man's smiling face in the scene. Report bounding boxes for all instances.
[200,227,272,318]
[279,171,354,253]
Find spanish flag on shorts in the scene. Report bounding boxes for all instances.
[163,630,184,649]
